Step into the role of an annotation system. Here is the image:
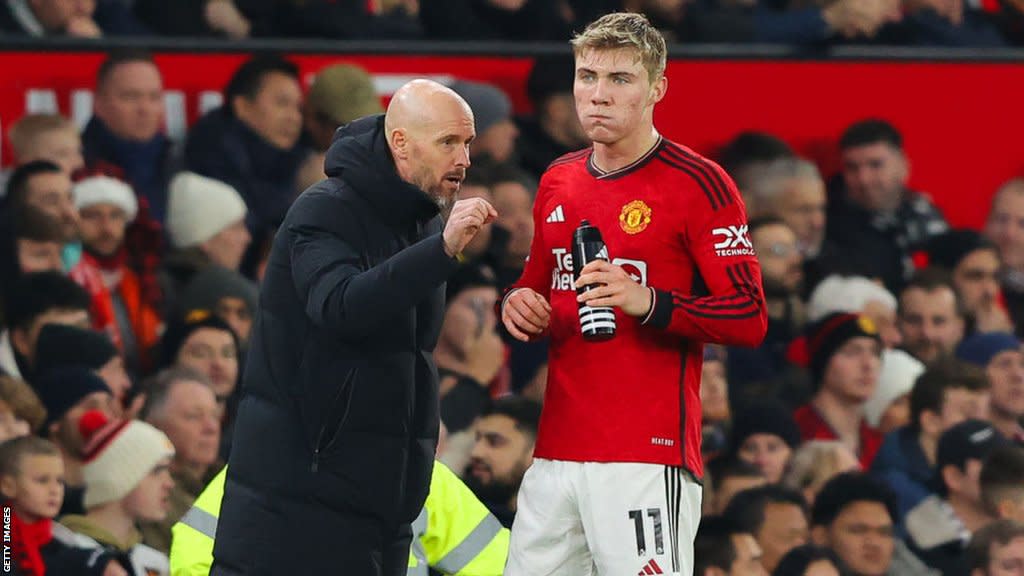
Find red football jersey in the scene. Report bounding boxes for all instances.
[504,137,768,478]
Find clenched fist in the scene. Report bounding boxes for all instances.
[442,198,497,258]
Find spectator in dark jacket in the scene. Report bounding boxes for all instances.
[184,56,309,234]
[82,50,175,223]
[871,359,989,524]
[211,80,494,576]
[826,119,948,294]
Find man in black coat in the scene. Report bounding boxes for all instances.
[210,79,496,576]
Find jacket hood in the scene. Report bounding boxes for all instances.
[324,114,440,228]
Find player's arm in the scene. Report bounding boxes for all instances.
[500,178,554,342]
[640,169,767,346]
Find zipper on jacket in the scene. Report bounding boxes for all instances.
[311,367,359,472]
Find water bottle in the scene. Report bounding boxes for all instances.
[572,219,616,342]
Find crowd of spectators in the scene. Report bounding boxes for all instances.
[0,32,1021,576]
[1,0,1024,46]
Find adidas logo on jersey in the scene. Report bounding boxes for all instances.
[637,558,664,575]
[546,205,565,223]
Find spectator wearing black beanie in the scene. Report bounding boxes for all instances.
[34,366,112,516]
[730,400,802,484]
[34,324,130,411]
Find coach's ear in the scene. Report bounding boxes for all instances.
[389,128,409,161]
[703,567,725,576]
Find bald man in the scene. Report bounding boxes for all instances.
[211,79,496,576]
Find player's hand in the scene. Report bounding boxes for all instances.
[502,288,551,342]
[575,260,653,318]
[442,198,498,258]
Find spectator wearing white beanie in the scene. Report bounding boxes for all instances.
[865,349,925,434]
[52,409,174,576]
[808,274,901,348]
[165,172,251,271]
[73,175,138,222]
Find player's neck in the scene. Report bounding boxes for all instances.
[591,126,660,173]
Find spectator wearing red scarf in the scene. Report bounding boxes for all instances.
[72,173,164,378]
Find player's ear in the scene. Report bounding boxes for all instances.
[650,75,667,105]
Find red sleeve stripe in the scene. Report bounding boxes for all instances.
[661,143,733,210]
[672,295,760,313]
[733,263,762,298]
[671,301,762,320]
[655,153,721,211]
[548,148,591,169]
[664,142,734,207]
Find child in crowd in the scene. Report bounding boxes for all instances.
[0,435,127,575]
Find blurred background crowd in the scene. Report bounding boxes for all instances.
[0,1,1023,575]
[3,0,1024,45]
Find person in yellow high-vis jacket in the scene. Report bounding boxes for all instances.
[170,460,509,576]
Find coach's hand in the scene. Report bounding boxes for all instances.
[443,198,498,258]
[502,288,551,342]
[575,260,653,318]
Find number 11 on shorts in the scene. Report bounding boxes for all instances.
[627,508,664,557]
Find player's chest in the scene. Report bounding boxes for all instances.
[540,181,687,289]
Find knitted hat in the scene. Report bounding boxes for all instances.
[34,367,111,428]
[807,275,897,323]
[34,324,118,372]
[955,332,1020,368]
[864,349,925,428]
[79,410,175,509]
[450,80,512,135]
[927,229,995,271]
[307,64,382,126]
[179,266,259,321]
[72,175,138,222]
[166,172,248,249]
[161,309,238,368]
[729,400,802,453]
[807,312,882,386]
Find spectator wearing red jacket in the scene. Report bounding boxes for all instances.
[794,312,885,469]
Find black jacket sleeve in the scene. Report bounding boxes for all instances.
[289,194,459,341]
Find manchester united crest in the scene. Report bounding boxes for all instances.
[619,200,652,234]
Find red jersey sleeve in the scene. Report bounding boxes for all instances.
[641,154,768,347]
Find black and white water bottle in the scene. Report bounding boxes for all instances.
[572,219,616,342]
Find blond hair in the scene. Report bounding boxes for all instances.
[8,114,76,160]
[0,376,46,434]
[571,12,667,83]
[783,440,853,495]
